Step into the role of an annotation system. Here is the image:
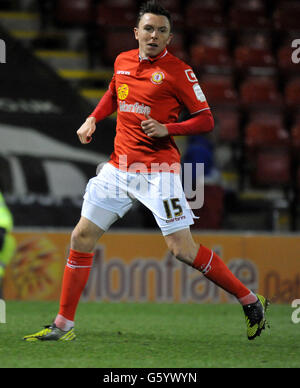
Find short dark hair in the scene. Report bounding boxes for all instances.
[137,1,172,30]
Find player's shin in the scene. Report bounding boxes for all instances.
[54,249,94,330]
[192,245,257,304]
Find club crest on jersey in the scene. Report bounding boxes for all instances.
[150,71,165,85]
[118,84,129,100]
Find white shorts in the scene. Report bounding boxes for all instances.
[81,163,195,236]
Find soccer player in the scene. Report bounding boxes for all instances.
[24,1,269,342]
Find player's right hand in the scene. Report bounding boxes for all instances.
[77,116,96,144]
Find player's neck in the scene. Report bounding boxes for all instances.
[139,47,168,62]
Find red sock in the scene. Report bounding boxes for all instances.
[57,249,93,321]
[192,245,251,299]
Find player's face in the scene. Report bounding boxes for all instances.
[134,13,173,58]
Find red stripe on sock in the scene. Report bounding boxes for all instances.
[192,245,250,299]
[58,249,94,321]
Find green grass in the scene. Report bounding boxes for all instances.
[0,301,299,368]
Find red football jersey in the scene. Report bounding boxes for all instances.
[108,48,210,172]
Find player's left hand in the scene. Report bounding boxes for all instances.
[141,114,169,138]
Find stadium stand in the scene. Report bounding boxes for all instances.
[95,3,136,27]
[213,108,240,143]
[229,0,270,30]
[273,1,300,32]
[234,46,276,71]
[240,76,283,110]
[284,77,300,110]
[166,31,188,61]
[192,185,225,230]
[190,45,232,71]
[251,149,291,189]
[291,121,300,156]
[245,120,290,149]
[0,0,299,231]
[99,29,137,65]
[200,74,238,108]
[54,0,95,27]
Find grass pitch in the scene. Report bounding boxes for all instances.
[0,301,299,368]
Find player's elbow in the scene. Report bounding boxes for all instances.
[206,110,214,133]
[195,110,214,134]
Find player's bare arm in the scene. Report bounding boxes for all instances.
[141,114,168,138]
[77,116,96,144]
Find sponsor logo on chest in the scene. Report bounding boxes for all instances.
[119,101,151,116]
[117,83,152,115]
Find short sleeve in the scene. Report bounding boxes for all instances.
[173,66,210,115]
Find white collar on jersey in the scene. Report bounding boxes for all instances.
[139,48,168,63]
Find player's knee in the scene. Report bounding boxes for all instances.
[71,226,94,252]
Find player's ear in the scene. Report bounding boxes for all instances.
[134,27,139,41]
[167,33,173,46]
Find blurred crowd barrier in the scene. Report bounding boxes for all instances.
[3,230,300,304]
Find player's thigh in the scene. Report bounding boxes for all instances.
[164,228,199,265]
[83,162,133,222]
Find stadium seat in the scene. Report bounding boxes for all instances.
[191,185,225,230]
[248,108,284,122]
[230,0,265,10]
[293,111,300,126]
[291,122,300,157]
[229,7,269,29]
[96,4,136,27]
[101,0,136,8]
[170,12,185,29]
[234,30,274,70]
[185,1,224,29]
[159,0,182,12]
[252,149,291,187]
[234,46,276,70]
[167,32,188,61]
[277,45,299,75]
[200,75,238,108]
[188,0,223,10]
[237,29,272,48]
[190,28,229,48]
[284,78,300,109]
[244,117,291,188]
[184,0,224,21]
[190,45,232,69]
[55,0,93,25]
[213,108,240,142]
[245,121,290,149]
[240,77,283,109]
[273,2,300,31]
[101,29,137,65]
